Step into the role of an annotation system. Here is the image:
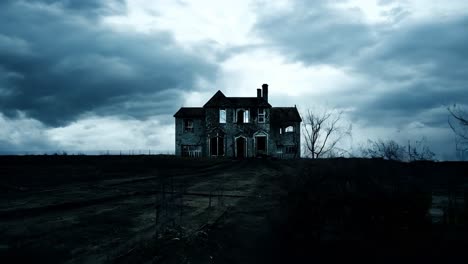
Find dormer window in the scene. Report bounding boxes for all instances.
[219,109,226,123]
[258,108,265,123]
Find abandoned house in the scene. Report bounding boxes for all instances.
[173,84,302,158]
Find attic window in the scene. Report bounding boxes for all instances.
[184,119,194,132]
[258,108,265,123]
[285,126,294,133]
[219,109,226,123]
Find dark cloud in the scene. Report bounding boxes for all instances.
[254,1,377,65]
[252,1,468,159]
[254,1,468,127]
[1,0,126,17]
[0,1,218,126]
[352,16,468,125]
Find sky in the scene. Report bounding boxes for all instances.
[0,0,467,159]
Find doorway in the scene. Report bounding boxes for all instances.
[255,136,267,156]
[236,137,246,158]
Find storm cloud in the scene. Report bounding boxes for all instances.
[0,0,218,126]
[252,0,468,158]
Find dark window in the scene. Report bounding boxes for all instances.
[237,110,244,124]
[285,145,296,154]
[210,136,224,156]
[236,109,249,123]
[184,119,194,132]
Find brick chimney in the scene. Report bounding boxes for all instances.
[262,83,268,102]
[257,88,262,98]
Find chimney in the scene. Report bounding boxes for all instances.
[262,83,268,102]
[257,88,262,98]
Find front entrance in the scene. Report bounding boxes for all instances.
[235,137,246,158]
[255,136,267,156]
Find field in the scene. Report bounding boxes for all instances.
[1,155,467,263]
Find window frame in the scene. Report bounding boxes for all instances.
[184,119,194,133]
[181,145,202,157]
[235,108,250,124]
[258,108,265,123]
[219,108,226,123]
[244,109,250,123]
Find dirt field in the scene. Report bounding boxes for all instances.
[0,156,467,263]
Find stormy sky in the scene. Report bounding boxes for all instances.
[0,0,467,159]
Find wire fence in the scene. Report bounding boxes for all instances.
[0,150,175,156]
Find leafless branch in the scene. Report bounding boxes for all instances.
[302,108,351,159]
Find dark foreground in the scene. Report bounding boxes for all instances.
[0,155,467,263]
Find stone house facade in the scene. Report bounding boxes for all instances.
[174,84,302,158]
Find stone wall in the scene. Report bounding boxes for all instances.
[175,107,300,158]
[175,117,206,156]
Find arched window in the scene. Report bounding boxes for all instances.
[219,109,226,123]
[285,126,294,132]
[236,109,250,123]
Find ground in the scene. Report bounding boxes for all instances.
[0,156,467,263]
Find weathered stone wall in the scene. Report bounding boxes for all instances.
[270,122,301,158]
[176,107,300,158]
[175,117,206,156]
[203,107,272,157]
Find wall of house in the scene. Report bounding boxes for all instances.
[176,107,301,158]
[175,117,206,156]
[270,122,301,158]
[204,107,272,157]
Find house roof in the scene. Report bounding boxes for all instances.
[203,90,272,108]
[228,97,272,108]
[271,107,302,123]
[173,107,205,118]
[203,90,232,108]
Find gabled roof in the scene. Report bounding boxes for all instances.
[271,107,302,123]
[203,90,272,108]
[203,90,232,108]
[173,107,205,118]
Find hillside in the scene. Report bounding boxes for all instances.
[0,156,467,263]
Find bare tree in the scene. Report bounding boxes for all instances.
[302,109,351,159]
[448,104,468,159]
[362,139,405,161]
[407,138,435,161]
[448,104,468,139]
[362,138,435,161]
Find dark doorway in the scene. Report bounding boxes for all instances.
[210,136,224,156]
[218,137,224,155]
[236,137,246,158]
[256,136,266,155]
